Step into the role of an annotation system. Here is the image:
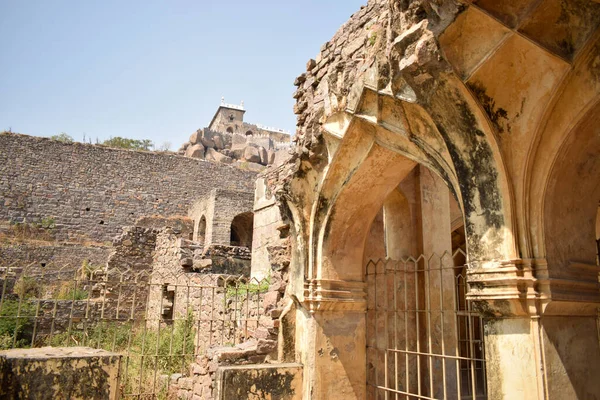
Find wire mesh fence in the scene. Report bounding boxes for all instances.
[0,261,269,399]
[366,250,487,400]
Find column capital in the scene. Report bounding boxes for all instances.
[466,258,600,317]
[466,258,539,317]
[302,279,366,313]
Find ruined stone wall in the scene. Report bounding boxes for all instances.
[0,243,111,274]
[251,177,287,281]
[147,230,265,349]
[0,132,257,243]
[189,189,254,250]
[211,190,254,247]
[292,0,388,147]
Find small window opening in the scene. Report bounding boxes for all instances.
[161,284,175,321]
[198,216,206,245]
[230,212,254,249]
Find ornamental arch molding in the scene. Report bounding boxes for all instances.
[277,1,600,398]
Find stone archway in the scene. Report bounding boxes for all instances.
[230,211,254,249]
[294,101,514,398]
[275,1,600,399]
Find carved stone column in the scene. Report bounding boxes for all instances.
[467,258,600,399]
[300,279,367,400]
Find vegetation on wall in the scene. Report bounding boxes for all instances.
[0,300,35,349]
[2,218,56,243]
[50,133,74,143]
[47,310,195,397]
[13,276,42,300]
[102,137,154,151]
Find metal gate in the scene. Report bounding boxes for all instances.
[0,262,269,399]
[366,251,487,400]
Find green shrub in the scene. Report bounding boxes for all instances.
[0,300,36,349]
[103,137,153,151]
[44,311,196,395]
[50,133,74,143]
[55,281,88,300]
[39,216,55,229]
[226,277,270,298]
[13,276,42,300]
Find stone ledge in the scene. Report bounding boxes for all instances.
[0,347,121,400]
[214,363,303,400]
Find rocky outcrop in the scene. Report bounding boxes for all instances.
[179,128,292,170]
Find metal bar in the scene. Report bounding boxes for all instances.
[404,260,409,398]
[439,256,447,400]
[453,271,462,399]
[369,384,438,400]
[375,259,380,397]
[426,258,434,398]
[393,260,399,400]
[468,295,477,399]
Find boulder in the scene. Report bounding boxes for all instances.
[231,134,248,151]
[267,150,275,165]
[231,149,245,160]
[205,148,233,164]
[189,130,203,145]
[258,146,268,165]
[213,134,225,150]
[200,137,215,149]
[178,142,190,152]
[185,143,205,159]
[243,146,261,163]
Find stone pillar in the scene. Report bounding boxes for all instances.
[416,166,458,398]
[251,178,285,281]
[468,258,600,399]
[301,282,367,400]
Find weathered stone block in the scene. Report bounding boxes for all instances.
[200,137,215,149]
[243,146,261,163]
[262,290,280,311]
[189,130,203,145]
[214,363,303,400]
[213,134,225,150]
[205,148,233,164]
[0,347,121,400]
[256,339,277,355]
[185,143,205,159]
[179,377,195,390]
[258,146,268,165]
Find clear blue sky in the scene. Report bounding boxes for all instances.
[0,0,365,149]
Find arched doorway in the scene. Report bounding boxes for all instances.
[364,164,486,400]
[197,216,206,245]
[230,212,254,249]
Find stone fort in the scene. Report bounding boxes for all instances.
[1,1,600,399]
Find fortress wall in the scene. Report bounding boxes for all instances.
[0,133,257,242]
